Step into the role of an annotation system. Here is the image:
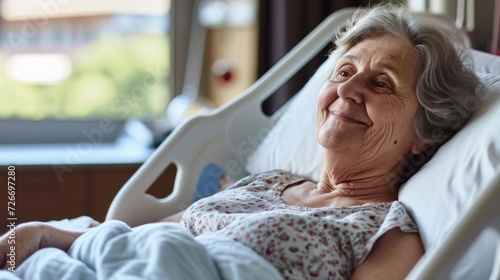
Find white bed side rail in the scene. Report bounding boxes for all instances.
[406,169,500,280]
[105,8,357,227]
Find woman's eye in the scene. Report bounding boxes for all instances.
[330,69,351,82]
[335,70,351,79]
[374,80,395,94]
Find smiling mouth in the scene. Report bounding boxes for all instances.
[331,112,367,125]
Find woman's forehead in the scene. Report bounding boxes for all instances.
[342,36,418,71]
[348,35,413,57]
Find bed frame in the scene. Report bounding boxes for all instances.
[106,8,500,279]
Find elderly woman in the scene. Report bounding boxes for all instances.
[0,3,479,280]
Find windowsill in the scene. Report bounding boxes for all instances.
[0,119,156,166]
[0,142,155,166]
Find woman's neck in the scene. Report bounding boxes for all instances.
[315,176,398,205]
[318,153,402,204]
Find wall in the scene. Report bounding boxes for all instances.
[408,0,496,52]
[204,25,258,107]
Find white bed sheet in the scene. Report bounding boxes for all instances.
[5,221,282,280]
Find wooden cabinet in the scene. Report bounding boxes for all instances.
[0,168,87,224]
[0,164,175,229]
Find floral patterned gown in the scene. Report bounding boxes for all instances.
[181,170,418,280]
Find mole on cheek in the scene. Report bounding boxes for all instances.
[393,140,398,144]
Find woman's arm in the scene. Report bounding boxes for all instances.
[0,222,88,269]
[351,228,424,280]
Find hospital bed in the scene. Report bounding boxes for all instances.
[102,7,500,280]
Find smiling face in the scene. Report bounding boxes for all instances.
[316,35,422,170]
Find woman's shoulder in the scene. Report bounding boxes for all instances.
[378,201,419,234]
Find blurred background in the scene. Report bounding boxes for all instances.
[0,0,169,121]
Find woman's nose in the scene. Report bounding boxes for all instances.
[337,75,365,104]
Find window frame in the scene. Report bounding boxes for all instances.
[0,0,188,146]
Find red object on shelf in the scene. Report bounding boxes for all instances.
[221,71,233,82]
[211,59,235,83]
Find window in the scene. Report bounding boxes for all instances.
[0,0,170,144]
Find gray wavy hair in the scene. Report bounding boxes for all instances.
[331,3,480,179]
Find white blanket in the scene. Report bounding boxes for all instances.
[2,221,282,280]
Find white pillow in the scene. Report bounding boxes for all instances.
[245,50,500,279]
[472,50,500,75]
[399,72,500,279]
